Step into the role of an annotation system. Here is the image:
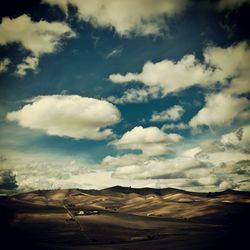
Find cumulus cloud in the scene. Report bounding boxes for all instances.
[0,58,10,73]
[182,147,202,159]
[106,125,250,191]
[15,56,39,77]
[101,148,249,191]
[151,105,184,122]
[0,153,158,192]
[198,149,250,166]
[186,136,250,191]
[0,14,76,56]
[0,154,92,192]
[108,41,250,103]
[6,95,121,140]
[0,14,76,75]
[109,155,205,180]
[162,122,189,131]
[112,126,182,155]
[186,128,250,167]
[43,0,189,36]
[107,86,161,104]
[204,41,250,95]
[213,160,250,177]
[2,136,249,193]
[221,125,250,151]
[189,42,250,129]
[109,54,215,95]
[189,93,249,128]
[102,154,149,168]
[2,126,249,193]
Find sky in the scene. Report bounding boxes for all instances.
[0,0,250,194]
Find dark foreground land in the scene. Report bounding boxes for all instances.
[0,187,250,250]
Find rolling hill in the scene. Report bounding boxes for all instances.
[1,187,250,249]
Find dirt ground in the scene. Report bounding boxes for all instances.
[0,189,249,249]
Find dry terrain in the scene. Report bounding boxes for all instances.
[1,186,249,249]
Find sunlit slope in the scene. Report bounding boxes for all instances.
[12,186,250,219]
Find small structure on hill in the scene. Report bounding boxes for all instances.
[75,210,100,216]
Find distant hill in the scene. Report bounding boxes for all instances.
[1,187,250,250]
[102,185,182,195]
[5,186,249,223]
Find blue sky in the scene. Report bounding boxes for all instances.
[0,0,250,193]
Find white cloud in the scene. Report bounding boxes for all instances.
[221,125,250,149]
[103,149,249,191]
[187,147,250,191]
[0,14,75,56]
[185,129,250,166]
[197,176,221,186]
[6,95,121,140]
[0,58,10,73]
[151,105,184,122]
[219,180,237,190]
[162,122,189,130]
[201,151,250,165]
[43,0,189,36]
[204,41,250,95]
[113,126,182,155]
[102,153,207,180]
[15,56,39,76]
[3,139,249,193]
[182,147,202,159]
[110,155,204,180]
[0,14,76,74]
[238,111,250,121]
[107,86,161,104]
[189,42,250,129]
[102,154,149,168]
[132,127,248,191]
[215,0,250,11]
[0,153,159,192]
[189,93,249,128]
[109,54,215,95]
[221,128,243,147]
[108,41,250,103]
